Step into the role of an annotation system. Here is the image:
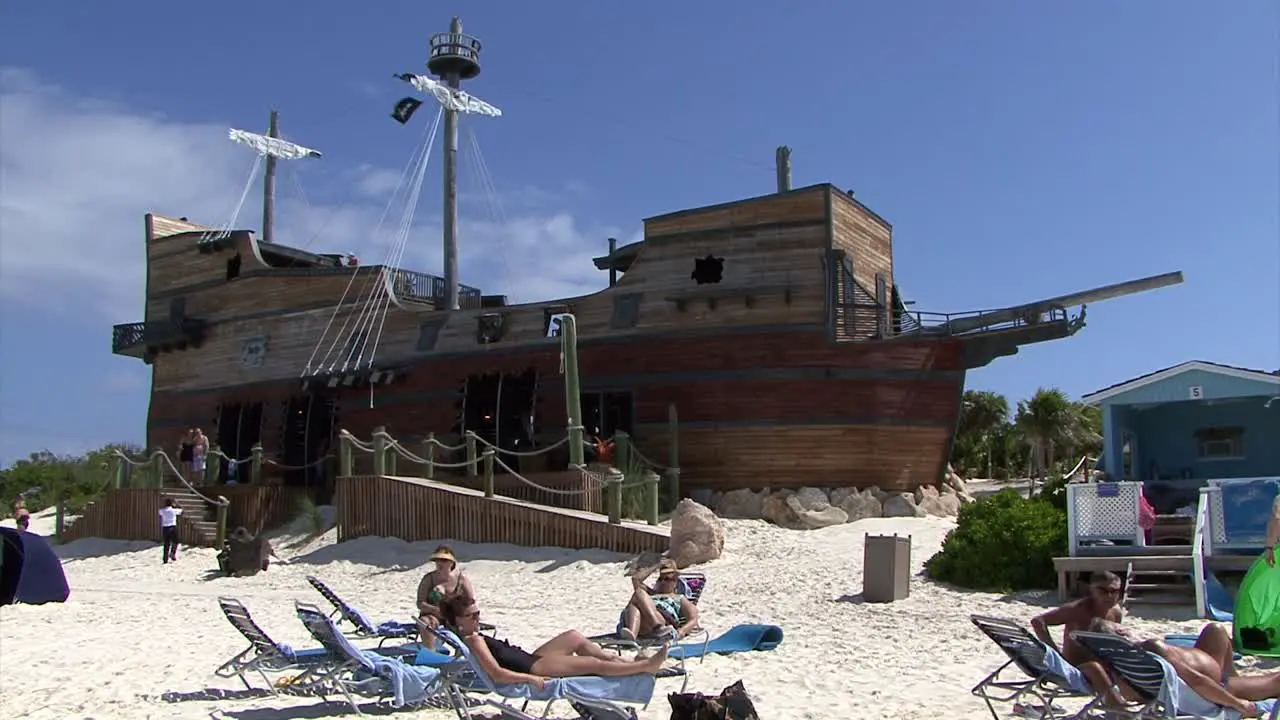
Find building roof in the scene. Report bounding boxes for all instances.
[1081,360,1280,405]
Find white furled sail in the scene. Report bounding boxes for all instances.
[398,73,502,117]
[228,129,323,160]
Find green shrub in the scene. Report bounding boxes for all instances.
[924,488,1067,592]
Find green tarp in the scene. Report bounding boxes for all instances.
[1234,555,1280,657]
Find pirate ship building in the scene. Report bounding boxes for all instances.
[112,18,1182,497]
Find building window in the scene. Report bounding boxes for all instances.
[1195,426,1244,460]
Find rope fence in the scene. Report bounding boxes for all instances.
[338,423,682,527]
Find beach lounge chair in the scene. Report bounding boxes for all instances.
[433,627,655,720]
[589,572,710,659]
[1069,630,1279,720]
[305,574,495,646]
[213,596,334,694]
[294,601,470,714]
[969,614,1094,720]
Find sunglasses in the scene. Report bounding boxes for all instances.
[1094,586,1121,596]
[657,574,679,582]
[460,609,481,620]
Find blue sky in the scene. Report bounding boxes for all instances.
[1,1,1276,464]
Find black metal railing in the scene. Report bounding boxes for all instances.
[838,304,1070,339]
[389,268,483,309]
[111,318,207,356]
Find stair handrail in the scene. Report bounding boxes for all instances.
[111,449,228,508]
[1191,487,1211,619]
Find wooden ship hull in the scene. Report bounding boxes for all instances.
[115,182,1181,496]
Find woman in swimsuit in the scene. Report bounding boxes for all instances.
[416,546,474,648]
[618,558,699,641]
[178,430,195,481]
[440,594,668,687]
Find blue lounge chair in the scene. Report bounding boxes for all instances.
[214,596,333,694]
[969,615,1094,720]
[295,601,470,714]
[434,627,655,720]
[306,574,496,646]
[1070,630,1279,720]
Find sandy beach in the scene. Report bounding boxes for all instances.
[0,509,1237,720]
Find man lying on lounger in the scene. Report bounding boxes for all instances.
[1030,571,1125,700]
[1089,618,1278,717]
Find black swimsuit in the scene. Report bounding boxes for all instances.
[179,443,194,463]
[483,635,537,675]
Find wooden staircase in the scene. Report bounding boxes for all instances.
[165,487,221,547]
[1124,563,1197,606]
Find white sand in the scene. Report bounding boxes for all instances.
[0,511,1239,719]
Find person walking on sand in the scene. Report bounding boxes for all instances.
[159,498,183,564]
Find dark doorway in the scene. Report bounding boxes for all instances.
[281,392,337,494]
[462,369,539,469]
[582,391,634,439]
[215,401,263,483]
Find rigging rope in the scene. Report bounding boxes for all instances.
[464,125,518,300]
[300,111,441,377]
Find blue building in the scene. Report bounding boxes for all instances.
[1082,361,1280,514]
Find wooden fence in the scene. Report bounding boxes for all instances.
[60,485,308,546]
[336,475,668,555]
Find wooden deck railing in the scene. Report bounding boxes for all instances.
[336,475,669,554]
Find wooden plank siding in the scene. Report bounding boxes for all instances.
[336,475,667,554]
[59,485,307,546]
[828,188,894,300]
[147,332,966,492]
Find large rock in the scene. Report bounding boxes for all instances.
[715,488,766,519]
[882,492,926,518]
[792,487,831,511]
[919,489,961,517]
[761,489,849,530]
[668,499,725,566]
[838,489,884,522]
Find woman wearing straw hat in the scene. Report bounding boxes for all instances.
[416,545,475,648]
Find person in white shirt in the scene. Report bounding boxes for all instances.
[159,498,183,564]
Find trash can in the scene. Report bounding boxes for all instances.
[863,534,912,603]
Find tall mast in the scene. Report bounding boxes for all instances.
[427,17,483,310]
[262,109,280,244]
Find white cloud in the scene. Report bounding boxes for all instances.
[0,67,638,320]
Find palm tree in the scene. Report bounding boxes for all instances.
[1014,388,1099,496]
[957,390,1010,478]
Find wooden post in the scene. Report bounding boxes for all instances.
[208,445,223,486]
[614,431,631,472]
[215,499,229,548]
[54,495,66,540]
[251,444,264,484]
[422,432,436,479]
[606,468,623,525]
[385,434,398,476]
[646,471,660,526]
[339,432,353,477]
[152,451,165,488]
[561,315,586,467]
[372,426,387,476]
[482,448,495,498]
[465,432,478,478]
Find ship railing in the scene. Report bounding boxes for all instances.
[111,318,207,355]
[387,268,484,309]
[339,427,664,526]
[839,304,1069,339]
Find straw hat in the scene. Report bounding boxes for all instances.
[657,558,680,577]
[429,547,457,567]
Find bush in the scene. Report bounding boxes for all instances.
[924,488,1067,592]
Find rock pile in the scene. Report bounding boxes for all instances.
[707,465,976,530]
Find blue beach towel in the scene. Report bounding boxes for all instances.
[670,624,784,659]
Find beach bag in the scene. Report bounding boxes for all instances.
[668,680,759,720]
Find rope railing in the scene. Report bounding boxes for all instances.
[109,448,232,547]
[337,423,683,527]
